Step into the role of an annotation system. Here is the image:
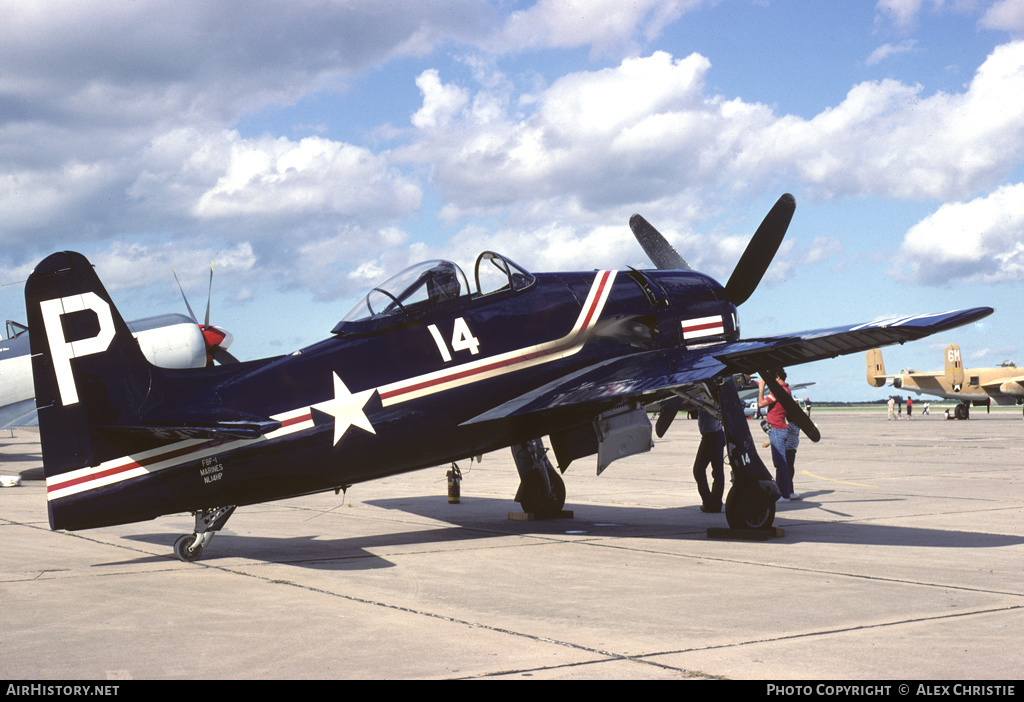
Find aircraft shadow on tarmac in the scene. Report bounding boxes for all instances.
[118,516,520,571]
[362,494,1024,550]
[2,456,43,470]
[107,493,1024,570]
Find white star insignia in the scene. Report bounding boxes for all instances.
[311,372,377,446]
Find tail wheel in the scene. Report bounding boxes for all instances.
[174,534,204,562]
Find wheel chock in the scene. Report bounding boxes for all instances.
[707,526,785,540]
[509,510,574,521]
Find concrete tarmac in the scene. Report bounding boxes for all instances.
[1,410,1022,680]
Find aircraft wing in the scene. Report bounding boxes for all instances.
[981,374,1024,395]
[463,307,993,424]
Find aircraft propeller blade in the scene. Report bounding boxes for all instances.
[654,396,684,438]
[211,345,240,365]
[723,193,795,306]
[172,265,239,365]
[629,214,691,270]
[761,372,820,443]
[172,267,200,325]
[204,262,213,328]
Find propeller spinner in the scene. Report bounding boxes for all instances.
[173,264,239,366]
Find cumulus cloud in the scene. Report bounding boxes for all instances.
[92,240,258,294]
[491,0,701,56]
[193,133,421,221]
[401,41,1024,222]
[5,0,1024,309]
[866,39,918,65]
[980,0,1024,35]
[897,182,1024,284]
[399,51,731,220]
[0,0,710,302]
[344,38,1023,295]
[875,0,976,31]
[411,70,471,128]
[803,237,845,265]
[876,0,931,30]
[0,0,490,292]
[1,0,495,116]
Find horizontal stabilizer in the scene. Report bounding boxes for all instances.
[0,398,40,430]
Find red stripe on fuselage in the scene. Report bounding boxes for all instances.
[684,321,722,333]
[47,439,232,494]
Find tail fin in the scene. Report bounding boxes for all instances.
[28,252,279,532]
[25,252,153,483]
[944,343,964,390]
[866,348,887,387]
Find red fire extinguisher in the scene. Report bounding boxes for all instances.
[447,464,462,504]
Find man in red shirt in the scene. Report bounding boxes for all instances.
[757,367,798,501]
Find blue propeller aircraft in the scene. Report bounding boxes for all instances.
[26,194,992,561]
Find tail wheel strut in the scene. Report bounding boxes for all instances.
[173,505,236,562]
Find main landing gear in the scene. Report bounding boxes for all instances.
[173,505,236,562]
[511,438,566,515]
[713,377,781,530]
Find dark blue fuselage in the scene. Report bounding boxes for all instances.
[45,266,737,531]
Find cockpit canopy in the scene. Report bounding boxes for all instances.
[340,260,469,325]
[473,251,535,296]
[334,252,535,334]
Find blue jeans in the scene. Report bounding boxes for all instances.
[768,426,793,498]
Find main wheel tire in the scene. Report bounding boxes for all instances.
[725,487,776,530]
[518,466,566,515]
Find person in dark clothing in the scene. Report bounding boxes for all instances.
[692,408,725,512]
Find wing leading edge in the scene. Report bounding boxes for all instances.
[461,306,994,425]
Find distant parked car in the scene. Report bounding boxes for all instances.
[744,397,806,419]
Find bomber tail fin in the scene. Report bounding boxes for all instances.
[866,348,887,387]
[944,343,965,390]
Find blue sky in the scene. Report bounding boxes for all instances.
[2,0,1024,400]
